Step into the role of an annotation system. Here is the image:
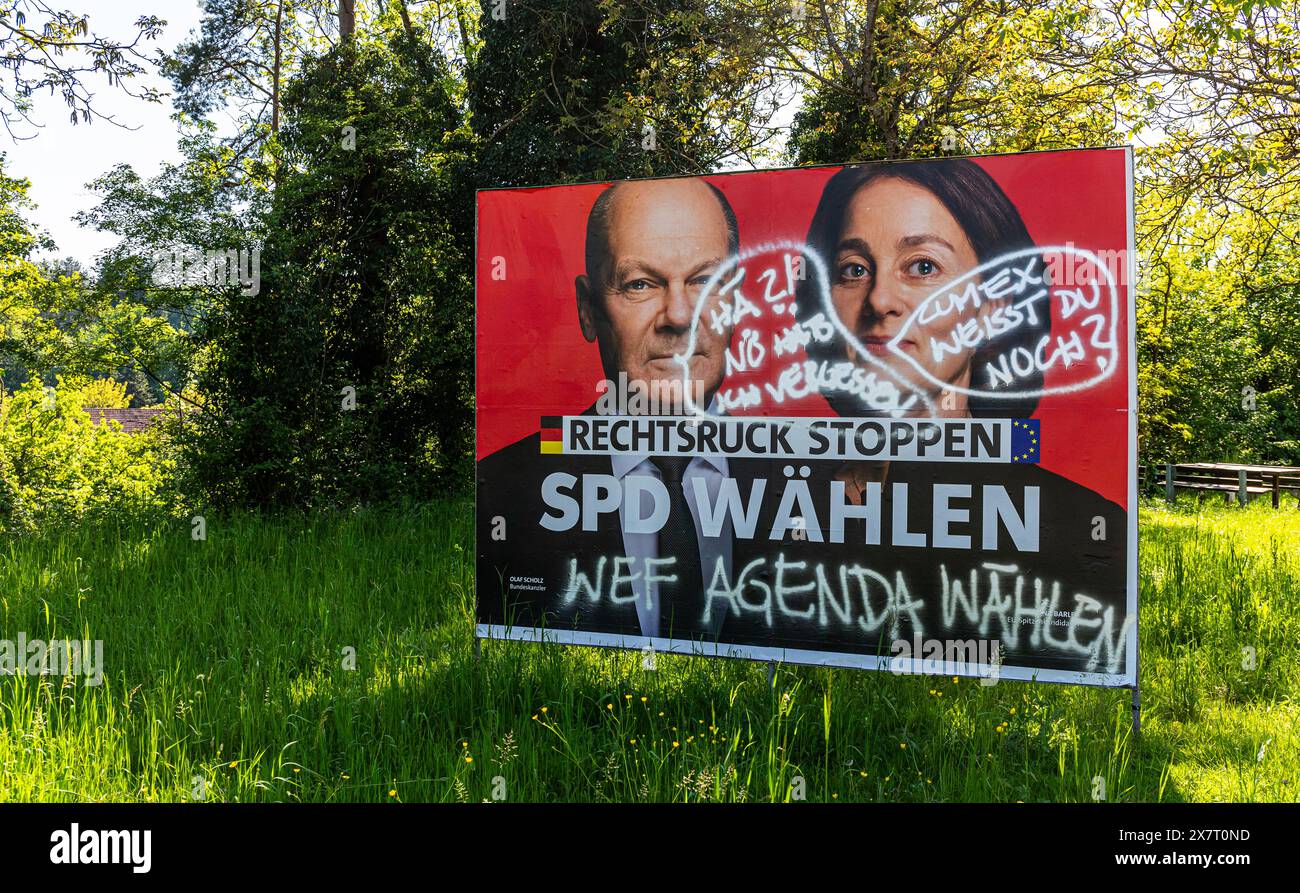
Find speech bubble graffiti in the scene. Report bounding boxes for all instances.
[879,245,1120,401]
[680,240,937,416]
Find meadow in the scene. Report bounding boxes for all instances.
[1,497,1297,802]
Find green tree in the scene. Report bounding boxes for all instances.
[0,3,165,136]
[0,377,176,533]
[777,0,1128,164]
[468,0,782,186]
[1118,1,1300,463]
[189,25,475,508]
[0,154,86,390]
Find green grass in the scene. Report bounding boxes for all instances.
[1,496,1297,802]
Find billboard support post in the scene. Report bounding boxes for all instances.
[1130,686,1141,737]
[766,660,776,690]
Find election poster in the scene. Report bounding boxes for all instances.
[476,147,1138,687]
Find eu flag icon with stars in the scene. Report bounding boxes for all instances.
[1010,419,1040,464]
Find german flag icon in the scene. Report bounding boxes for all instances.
[540,417,563,454]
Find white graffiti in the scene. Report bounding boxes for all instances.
[677,241,1121,415]
[679,239,940,417]
[556,552,1132,673]
[888,246,1120,401]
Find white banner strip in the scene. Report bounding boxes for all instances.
[558,416,1018,462]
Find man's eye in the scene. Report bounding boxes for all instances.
[839,262,869,281]
[623,280,653,291]
[907,258,939,277]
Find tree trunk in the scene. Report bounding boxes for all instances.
[339,0,355,38]
[271,0,283,133]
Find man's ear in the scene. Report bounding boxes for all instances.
[576,275,599,343]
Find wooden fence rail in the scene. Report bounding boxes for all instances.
[1139,462,1300,508]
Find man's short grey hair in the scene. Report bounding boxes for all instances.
[584,179,740,286]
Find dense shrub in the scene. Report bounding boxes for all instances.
[0,378,176,534]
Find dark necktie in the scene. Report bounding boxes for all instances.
[650,455,704,637]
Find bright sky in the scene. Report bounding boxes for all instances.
[3,1,203,265]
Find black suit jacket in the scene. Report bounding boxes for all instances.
[721,457,1132,676]
[476,410,768,642]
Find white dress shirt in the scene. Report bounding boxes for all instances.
[608,449,733,638]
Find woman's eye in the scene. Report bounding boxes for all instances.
[839,262,869,281]
[907,258,939,277]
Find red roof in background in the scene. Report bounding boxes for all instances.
[85,408,167,434]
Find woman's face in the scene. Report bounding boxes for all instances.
[829,176,983,404]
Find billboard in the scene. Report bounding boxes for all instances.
[476,147,1138,687]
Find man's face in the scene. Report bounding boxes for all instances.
[577,179,732,412]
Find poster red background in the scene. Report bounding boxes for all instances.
[476,148,1133,507]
